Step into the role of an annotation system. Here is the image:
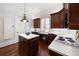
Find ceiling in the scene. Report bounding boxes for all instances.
[0,3,63,20]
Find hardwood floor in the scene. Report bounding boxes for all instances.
[0,40,49,56]
[0,43,19,56]
[38,40,49,56]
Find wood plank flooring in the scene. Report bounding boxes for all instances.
[0,43,19,56]
[38,40,49,56]
[0,40,49,56]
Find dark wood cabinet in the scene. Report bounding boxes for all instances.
[47,34,57,45]
[32,32,57,46]
[28,38,39,56]
[68,3,79,29]
[33,18,40,28]
[19,36,39,56]
[39,34,48,41]
[50,8,65,28]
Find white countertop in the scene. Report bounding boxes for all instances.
[48,36,79,56]
[50,29,77,41]
[33,28,77,37]
[19,33,39,40]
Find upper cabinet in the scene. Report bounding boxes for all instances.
[68,3,79,29]
[50,8,65,28]
[33,18,40,28]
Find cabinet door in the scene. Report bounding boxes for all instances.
[28,37,39,56]
[33,18,40,28]
[51,14,61,28]
[69,3,79,29]
[47,34,57,45]
[19,36,29,56]
[23,39,29,56]
[51,9,65,28]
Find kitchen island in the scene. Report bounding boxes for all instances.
[18,33,39,56]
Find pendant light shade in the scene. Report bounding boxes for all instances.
[20,14,29,22]
[20,3,29,22]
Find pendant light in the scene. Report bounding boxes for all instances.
[20,3,29,22]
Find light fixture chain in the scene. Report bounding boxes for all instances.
[24,3,26,15]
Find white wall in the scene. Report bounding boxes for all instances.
[0,16,4,40]
[0,16,17,48]
[0,3,24,16]
[0,3,63,48]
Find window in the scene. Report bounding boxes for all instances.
[41,18,50,32]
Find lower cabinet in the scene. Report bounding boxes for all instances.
[40,34,48,41]
[28,38,39,55]
[32,32,57,46]
[47,34,57,45]
[19,36,39,56]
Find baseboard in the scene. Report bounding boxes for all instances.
[0,39,18,48]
